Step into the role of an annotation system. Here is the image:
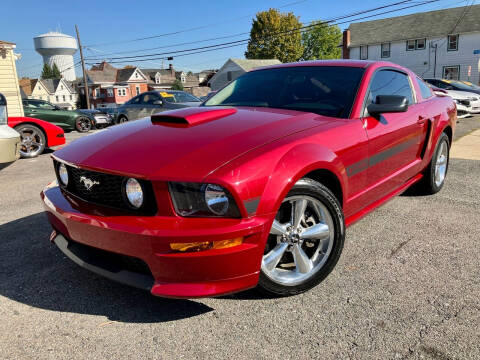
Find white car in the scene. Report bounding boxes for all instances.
[432,88,479,118]
[0,93,20,170]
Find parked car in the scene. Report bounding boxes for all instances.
[430,86,479,118]
[8,117,65,158]
[116,90,201,123]
[77,109,113,129]
[42,60,455,298]
[99,107,118,124]
[0,93,20,169]
[424,78,480,95]
[23,99,94,133]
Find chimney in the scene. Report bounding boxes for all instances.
[169,63,174,77]
[342,30,350,59]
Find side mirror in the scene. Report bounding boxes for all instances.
[153,100,163,106]
[367,95,408,117]
[0,93,7,125]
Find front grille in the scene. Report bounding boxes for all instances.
[54,160,157,215]
[459,99,471,106]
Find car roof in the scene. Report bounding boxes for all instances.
[250,59,410,73]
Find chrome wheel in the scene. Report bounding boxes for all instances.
[434,141,448,187]
[75,117,92,132]
[261,195,335,286]
[16,125,45,158]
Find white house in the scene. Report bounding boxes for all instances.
[0,40,23,116]
[30,78,78,109]
[208,58,281,91]
[343,4,480,84]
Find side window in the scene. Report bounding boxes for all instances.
[142,93,161,104]
[417,78,433,100]
[129,96,141,105]
[366,69,414,107]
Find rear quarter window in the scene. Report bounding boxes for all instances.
[417,78,433,100]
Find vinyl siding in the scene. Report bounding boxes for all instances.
[349,32,480,84]
[0,47,24,117]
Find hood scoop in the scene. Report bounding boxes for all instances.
[151,107,237,127]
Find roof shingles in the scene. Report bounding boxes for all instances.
[348,4,480,47]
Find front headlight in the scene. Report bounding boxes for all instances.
[168,182,241,217]
[58,163,69,186]
[124,178,144,208]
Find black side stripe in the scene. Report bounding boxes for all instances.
[346,136,419,177]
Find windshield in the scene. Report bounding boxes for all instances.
[204,66,365,118]
[161,91,200,103]
[449,80,478,91]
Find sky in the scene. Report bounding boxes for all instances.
[1,0,473,78]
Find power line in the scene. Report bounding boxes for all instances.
[85,0,441,65]
[84,0,309,47]
[84,0,415,58]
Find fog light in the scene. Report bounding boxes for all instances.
[58,163,68,186]
[125,178,144,208]
[170,237,243,252]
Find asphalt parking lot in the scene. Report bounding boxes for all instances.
[1,117,479,360]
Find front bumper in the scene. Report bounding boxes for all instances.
[41,184,270,298]
[0,136,20,164]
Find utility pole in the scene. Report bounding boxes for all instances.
[75,25,90,109]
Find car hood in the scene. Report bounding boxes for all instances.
[445,90,479,100]
[54,106,333,180]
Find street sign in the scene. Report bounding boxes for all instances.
[474,49,480,54]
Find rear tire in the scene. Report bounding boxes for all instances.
[418,132,450,194]
[257,178,345,297]
[14,124,46,158]
[75,117,92,133]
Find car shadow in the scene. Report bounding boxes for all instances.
[0,213,213,323]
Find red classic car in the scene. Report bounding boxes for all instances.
[41,60,455,298]
[9,117,65,158]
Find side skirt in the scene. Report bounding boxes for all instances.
[345,173,423,227]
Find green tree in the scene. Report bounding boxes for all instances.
[301,21,342,60]
[41,63,53,79]
[51,63,62,78]
[245,8,303,63]
[171,79,184,90]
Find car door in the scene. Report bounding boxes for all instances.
[362,69,428,200]
[141,92,164,116]
[124,95,142,120]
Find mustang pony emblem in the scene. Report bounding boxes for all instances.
[79,176,100,190]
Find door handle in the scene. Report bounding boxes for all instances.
[417,116,427,124]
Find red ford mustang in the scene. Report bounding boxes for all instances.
[9,117,65,158]
[41,60,455,298]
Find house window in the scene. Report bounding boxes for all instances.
[360,45,368,60]
[61,85,63,90]
[135,72,139,78]
[406,40,415,51]
[155,75,161,84]
[107,88,113,97]
[63,95,66,102]
[135,86,140,95]
[55,96,59,102]
[447,35,458,51]
[181,74,186,83]
[443,65,460,80]
[381,43,390,58]
[415,38,426,50]
[117,88,126,96]
[70,95,73,101]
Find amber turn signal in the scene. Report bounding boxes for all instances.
[170,237,243,252]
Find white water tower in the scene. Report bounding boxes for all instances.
[34,32,78,81]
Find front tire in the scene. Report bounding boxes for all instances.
[418,132,450,194]
[14,124,46,158]
[75,117,92,133]
[258,178,345,297]
[117,115,128,124]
